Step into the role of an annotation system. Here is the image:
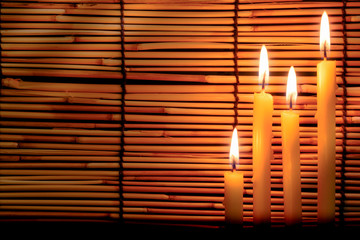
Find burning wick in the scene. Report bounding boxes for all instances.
[323,41,327,60]
[289,95,293,110]
[231,159,236,172]
[262,73,266,91]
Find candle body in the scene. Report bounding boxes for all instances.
[281,110,302,226]
[252,91,273,225]
[224,171,244,224]
[317,60,337,224]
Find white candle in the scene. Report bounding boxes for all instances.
[317,11,337,224]
[252,45,273,225]
[281,66,302,226]
[224,128,243,224]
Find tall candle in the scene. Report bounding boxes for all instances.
[224,128,243,224]
[281,66,302,226]
[317,11,337,224]
[252,45,273,225]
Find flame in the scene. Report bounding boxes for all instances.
[320,11,330,58]
[259,45,269,87]
[229,128,239,169]
[286,66,297,107]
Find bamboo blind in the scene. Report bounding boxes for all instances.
[0,0,359,228]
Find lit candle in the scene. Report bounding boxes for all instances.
[224,128,244,224]
[252,45,273,225]
[281,66,302,226]
[317,11,337,224]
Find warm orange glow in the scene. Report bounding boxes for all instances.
[286,66,297,108]
[320,11,330,58]
[259,45,269,88]
[229,128,239,169]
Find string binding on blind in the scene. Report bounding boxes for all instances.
[119,0,126,223]
[0,2,2,84]
[233,0,240,129]
[339,0,348,225]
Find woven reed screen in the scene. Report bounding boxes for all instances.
[0,0,359,227]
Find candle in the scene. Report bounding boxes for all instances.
[224,128,243,225]
[281,66,302,226]
[252,45,273,225]
[317,11,337,224]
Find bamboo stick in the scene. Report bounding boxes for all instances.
[0,205,119,212]
[0,103,121,112]
[0,203,337,215]
[0,128,120,136]
[1,8,349,18]
[0,199,119,206]
[0,161,353,174]
[0,189,119,198]
[124,66,348,74]
[1,91,357,108]
[0,211,113,219]
[0,134,349,147]
[0,175,118,181]
[2,68,123,79]
[0,179,111,185]
[0,185,118,192]
[0,35,347,46]
[0,89,121,100]
[0,148,119,156]
[3,23,355,35]
[2,51,122,59]
[4,77,360,91]
[0,0,343,6]
[1,29,350,37]
[0,110,117,121]
[0,169,118,176]
[1,47,353,59]
[0,103,337,115]
[0,129,350,144]
[0,134,77,143]
[0,1,344,10]
[1,78,122,92]
[0,119,336,132]
[0,14,345,25]
[1,59,352,70]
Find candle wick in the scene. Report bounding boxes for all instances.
[289,97,293,110]
[323,42,327,60]
[262,74,265,91]
[232,159,236,172]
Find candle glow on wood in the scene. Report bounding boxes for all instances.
[281,66,302,226]
[224,128,243,224]
[252,45,273,225]
[317,11,337,224]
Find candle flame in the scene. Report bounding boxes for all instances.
[320,11,330,58]
[259,45,269,88]
[286,66,297,108]
[229,128,239,170]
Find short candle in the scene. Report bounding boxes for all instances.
[281,66,302,226]
[252,45,273,225]
[224,128,244,225]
